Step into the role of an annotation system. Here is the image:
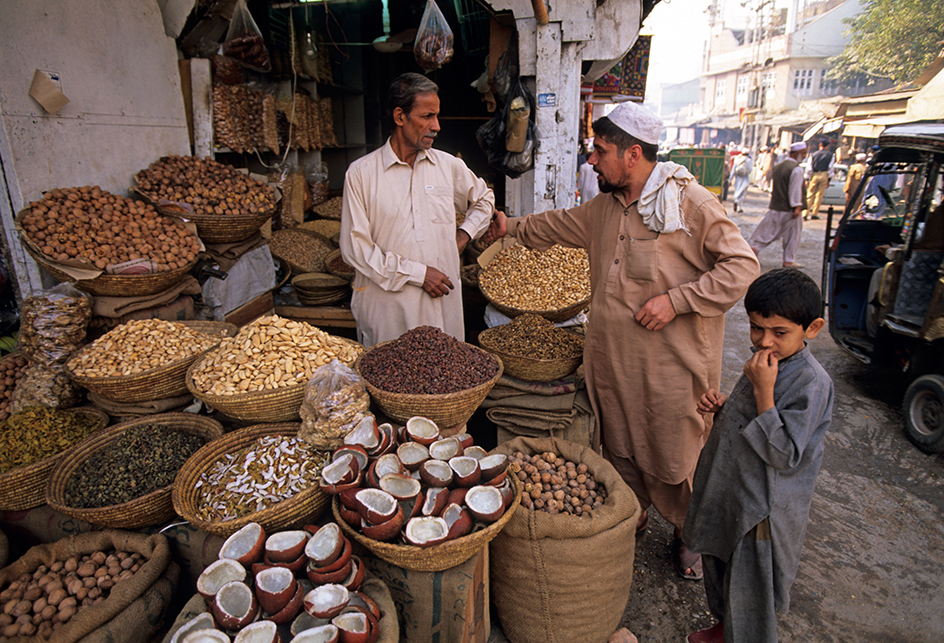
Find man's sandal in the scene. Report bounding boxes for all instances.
[672,536,703,580]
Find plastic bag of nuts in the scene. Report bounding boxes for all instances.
[221,0,272,73]
[298,359,372,451]
[18,284,91,367]
[413,0,454,71]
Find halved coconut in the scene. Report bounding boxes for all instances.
[348,593,381,623]
[169,612,216,643]
[418,459,453,488]
[291,624,339,643]
[321,470,364,495]
[396,441,429,471]
[455,433,475,451]
[333,445,369,472]
[233,620,280,643]
[465,485,505,522]
[421,487,449,517]
[218,522,266,566]
[197,558,247,601]
[373,423,398,456]
[308,537,353,575]
[321,453,360,487]
[403,516,449,548]
[339,487,361,511]
[447,487,468,507]
[212,580,259,630]
[365,425,391,458]
[304,584,350,620]
[377,473,421,501]
[264,550,308,573]
[306,556,353,585]
[291,612,333,638]
[366,453,404,488]
[182,630,230,643]
[255,566,297,615]
[449,456,481,487]
[343,416,380,450]
[428,436,462,461]
[332,610,371,643]
[497,476,517,510]
[478,454,509,483]
[338,504,362,529]
[399,491,424,520]
[462,445,488,461]
[360,505,404,542]
[339,555,366,592]
[354,488,398,525]
[442,503,473,540]
[305,522,345,567]
[405,416,440,445]
[265,530,310,563]
[266,581,306,625]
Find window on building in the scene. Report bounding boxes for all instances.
[736,76,749,103]
[820,72,838,96]
[762,71,776,90]
[793,69,815,95]
[715,79,727,106]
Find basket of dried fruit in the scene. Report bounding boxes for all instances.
[16,187,201,297]
[186,315,363,423]
[324,249,355,281]
[45,413,224,529]
[65,320,237,404]
[478,244,591,323]
[0,406,109,511]
[353,326,503,430]
[478,315,584,383]
[172,423,332,536]
[267,228,335,277]
[0,351,30,421]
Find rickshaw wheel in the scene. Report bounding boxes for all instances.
[903,374,944,453]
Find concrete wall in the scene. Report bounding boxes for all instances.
[0,0,191,296]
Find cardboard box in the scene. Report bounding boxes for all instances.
[361,546,490,643]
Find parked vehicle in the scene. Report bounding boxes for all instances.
[667,148,726,199]
[823,124,944,452]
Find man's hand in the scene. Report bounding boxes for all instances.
[744,348,778,414]
[697,389,728,416]
[634,294,676,331]
[793,206,803,219]
[423,267,454,298]
[456,229,471,254]
[480,209,508,247]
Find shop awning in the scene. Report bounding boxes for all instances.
[842,114,917,138]
[906,70,944,121]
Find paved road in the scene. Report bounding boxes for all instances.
[490,184,944,642]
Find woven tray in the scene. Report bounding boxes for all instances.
[332,477,521,572]
[65,321,238,404]
[45,413,224,528]
[186,336,363,423]
[172,423,330,537]
[0,407,109,511]
[480,287,591,324]
[354,344,503,429]
[478,328,583,383]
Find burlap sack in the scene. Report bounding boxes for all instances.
[490,437,640,643]
[0,530,174,643]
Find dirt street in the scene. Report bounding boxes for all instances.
[488,184,944,643]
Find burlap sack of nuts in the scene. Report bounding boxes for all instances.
[0,530,178,643]
[489,436,640,643]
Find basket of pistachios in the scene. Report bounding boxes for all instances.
[45,413,224,528]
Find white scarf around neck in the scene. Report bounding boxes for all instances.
[637,161,695,234]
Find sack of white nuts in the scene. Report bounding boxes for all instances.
[489,436,640,643]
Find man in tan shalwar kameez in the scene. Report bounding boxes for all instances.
[485,102,759,579]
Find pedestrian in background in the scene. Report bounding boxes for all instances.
[804,139,834,220]
[754,147,773,193]
[844,152,868,211]
[749,142,808,268]
[730,148,753,213]
[577,154,600,204]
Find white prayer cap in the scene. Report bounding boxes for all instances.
[856,153,867,161]
[606,101,663,145]
[789,142,807,152]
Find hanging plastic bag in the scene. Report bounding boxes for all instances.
[475,77,539,179]
[414,0,454,72]
[298,359,372,451]
[222,0,272,73]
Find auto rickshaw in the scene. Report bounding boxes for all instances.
[823,124,944,452]
[667,148,726,200]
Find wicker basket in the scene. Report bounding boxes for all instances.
[44,413,224,528]
[324,249,355,281]
[479,287,591,324]
[332,478,521,572]
[186,336,363,423]
[0,407,109,511]
[478,328,583,383]
[268,228,335,277]
[300,219,341,240]
[65,321,238,403]
[312,196,343,220]
[172,423,330,537]
[354,344,503,429]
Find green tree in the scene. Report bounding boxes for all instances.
[827,0,944,85]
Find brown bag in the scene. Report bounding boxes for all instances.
[0,530,174,643]
[490,437,640,643]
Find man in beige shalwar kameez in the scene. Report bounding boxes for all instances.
[485,102,759,579]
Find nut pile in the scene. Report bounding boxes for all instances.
[64,424,206,508]
[0,408,101,474]
[135,155,277,216]
[68,319,224,378]
[483,314,584,360]
[190,315,362,396]
[20,187,200,272]
[0,550,146,639]
[194,436,329,522]
[359,326,498,395]
[479,245,591,312]
[268,229,334,273]
[509,451,607,515]
[212,87,280,154]
[19,291,89,366]
[0,354,29,421]
[312,196,342,220]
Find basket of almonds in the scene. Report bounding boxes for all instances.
[186,315,363,423]
[65,320,237,404]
